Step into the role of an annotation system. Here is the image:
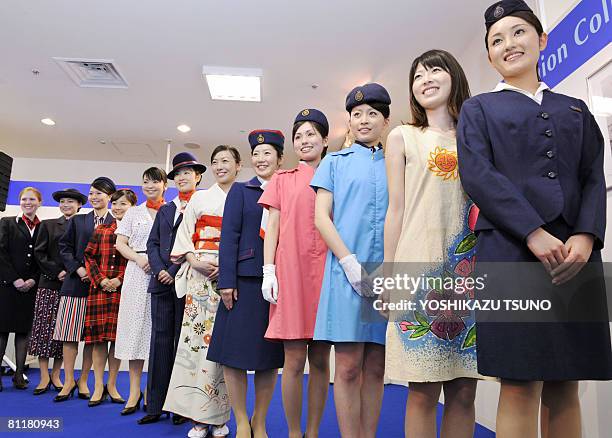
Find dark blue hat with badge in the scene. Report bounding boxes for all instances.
[294,109,329,137]
[167,152,207,179]
[345,83,391,117]
[248,129,285,151]
[484,0,533,29]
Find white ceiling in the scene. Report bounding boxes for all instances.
[0,0,503,168]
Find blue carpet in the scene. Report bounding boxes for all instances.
[0,370,495,437]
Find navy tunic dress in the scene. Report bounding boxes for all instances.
[207,177,284,370]
[457,87,612,381]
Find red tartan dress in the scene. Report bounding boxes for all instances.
[83,221,128,343]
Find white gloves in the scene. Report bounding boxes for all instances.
[262,264,279,304]
[339,254,375,297]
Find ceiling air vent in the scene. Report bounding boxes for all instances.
[53,58,128,88]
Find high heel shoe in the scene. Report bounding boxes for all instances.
[53,384,77,402]
[120,392,143,416]
[51,381,63,392]
[33,382,51,395]
[109,390,126,404]
[88,385,108,407]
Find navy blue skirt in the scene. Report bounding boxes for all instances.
[207,276,284,371]
[474,218,612,381]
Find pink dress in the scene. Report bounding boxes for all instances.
[258,162,327,340]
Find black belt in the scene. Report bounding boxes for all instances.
[135,250,147,254]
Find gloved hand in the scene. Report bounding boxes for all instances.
[262,264,279,304]
[339,254,375,297]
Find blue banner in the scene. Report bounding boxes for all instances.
[7,180,179,208]
[538,0,611,88]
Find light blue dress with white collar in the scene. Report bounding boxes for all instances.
[310,142,388,344]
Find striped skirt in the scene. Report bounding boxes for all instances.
[53,296,87,343]
[83,287,121,344]
[28,288,63,358]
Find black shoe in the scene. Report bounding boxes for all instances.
[120,392,143,416]
[88,385,108,407]
[51,381,63,392]
[0,378,3,392]
[12,376,28,390]
[77,388,90,400]
[172,414,188,425]
[53,384,77,402]
[109,393,126,404]
[33,382,51,395]
[137,412,170,424]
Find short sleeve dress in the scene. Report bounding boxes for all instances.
[258,163,327,340]
[114,203,154,360]
[310,143,388,344]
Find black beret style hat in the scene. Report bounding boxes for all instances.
[91,176,117,195]
[485,0,533,29]
[345,83,391,113]
[248,130,285,151]
[167,152,207,179]
[52,188,88,204]
[294,109,329,133]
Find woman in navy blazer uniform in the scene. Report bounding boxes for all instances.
[457,1,612,436]
[0,187,42,391]
[29,188,86,395]
[53,177,115,402]
[208,130,285,438]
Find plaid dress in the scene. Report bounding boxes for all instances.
[83,221,127,343]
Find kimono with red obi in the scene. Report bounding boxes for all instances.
[163,183,230,425]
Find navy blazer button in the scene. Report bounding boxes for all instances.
[29,244,33,248]
[545,129,553,137]
[546,150,555,158]
[541,112,549,119]
[547,171,557,179]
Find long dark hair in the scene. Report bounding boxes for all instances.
[408,49,471,129]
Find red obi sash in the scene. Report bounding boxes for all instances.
[192,215,223,250]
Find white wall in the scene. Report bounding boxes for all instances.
[552,42,612,438]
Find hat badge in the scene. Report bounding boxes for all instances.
[301,109,310,116]
[493,5,504,18]
[257,134,265,144]
[355,90,364,102]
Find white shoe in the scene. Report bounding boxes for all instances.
[211,424,229,437]
[187,424,209,438]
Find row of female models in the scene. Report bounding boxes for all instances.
[1,1,612,437]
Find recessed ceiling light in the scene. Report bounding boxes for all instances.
[177,124,191,133]
[202,66,262,102]
[184,143,200,149]
[41,118,55,126]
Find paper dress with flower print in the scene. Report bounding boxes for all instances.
[385,124,485,382]
[163,184,230,424]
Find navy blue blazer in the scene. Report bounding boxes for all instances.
[457,90,605,249]
[218,177,265,290]
[147,200,182,294]
[59,211,114,297]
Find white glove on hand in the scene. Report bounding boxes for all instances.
[339,254,375,297]
[262,264,279,304]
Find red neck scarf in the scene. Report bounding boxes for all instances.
[22,214,40,231]
[178,190,195,203]
[146,198,165,211]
